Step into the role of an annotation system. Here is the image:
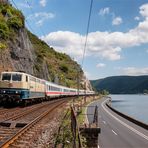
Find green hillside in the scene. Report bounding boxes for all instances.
[28,31,83,88]
[0,3,24,44]
[91,76,148,94]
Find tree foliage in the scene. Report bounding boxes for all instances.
[0,4,24,40]
[91,76,148,94]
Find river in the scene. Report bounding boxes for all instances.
[110,94,148,124]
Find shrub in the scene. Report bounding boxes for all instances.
[0,42,7,51]
[60,64,68,73]
[8,16,23,30]
[0,21,9,39]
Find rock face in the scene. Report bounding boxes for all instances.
[81,74,93,90]
[7,28,35,75]
[0,0,9,4]
[0,29,35,75]
[0,28,52,80]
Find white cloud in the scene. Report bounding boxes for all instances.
[121,67,148,75]
[99,7,123,26]
[18,3,31,8]
[34,12,55,19]
[41,31,84,59]
[96,63,106,68]
[140,3,148,18]
[41,3,148,61]
[40,0,47,7]
[99,7,110,16]
[112,17,123,25]
[27,12,55,26]
[134,16,140,21]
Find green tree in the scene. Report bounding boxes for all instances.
[143,89,148,94]
[60,64,69,73]
[0,20,9,39]
[100,89,109,95]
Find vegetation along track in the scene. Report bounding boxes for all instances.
[0,99,68,147]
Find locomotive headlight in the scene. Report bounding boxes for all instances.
[3,90,6,93]
[16,91,18,94]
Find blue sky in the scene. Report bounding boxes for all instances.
[11,0,148,80]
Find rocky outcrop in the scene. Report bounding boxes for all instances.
[7,28,36,75]
[81,74,93,90]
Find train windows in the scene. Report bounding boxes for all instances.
[29,76,32,81]
[36,79,40,83]
[50,86,60,91]
[29,76,36,82]
[2,73,11,81]
[12,74,22,81]
[49,85,51,90]
[64,89,68,92]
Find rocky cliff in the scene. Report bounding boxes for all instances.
[0,28,35,74]
[0,2,92,90]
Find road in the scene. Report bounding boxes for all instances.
[87,97,148,148]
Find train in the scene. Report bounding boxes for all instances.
[0,71,95,105]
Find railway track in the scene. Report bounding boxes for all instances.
[0,99,68,147]
[0,109,16,115]
[0,100,59,122]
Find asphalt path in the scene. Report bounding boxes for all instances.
[87,97,148,148]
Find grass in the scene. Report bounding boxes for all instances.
[54,109,73,148]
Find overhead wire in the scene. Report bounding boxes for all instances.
[81,0,94,68]
[10,0,36,34]
[25,0,46,37]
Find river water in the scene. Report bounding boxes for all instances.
[110,94,148,124]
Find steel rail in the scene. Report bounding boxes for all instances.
[0,99,67,148]
[0,100,61,123]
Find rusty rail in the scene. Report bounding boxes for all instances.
[0,99,67,148]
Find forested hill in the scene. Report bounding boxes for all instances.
[91,76,148,94]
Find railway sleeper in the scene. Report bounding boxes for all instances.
[18,137,31,141]
[10,142,30,148]
[0,121,27,128]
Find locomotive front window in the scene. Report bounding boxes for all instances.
[2,74,11,81]
[12,74,22,81]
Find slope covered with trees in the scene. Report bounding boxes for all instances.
[91,76,148,94]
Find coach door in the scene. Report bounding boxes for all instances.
[25,75,29,89]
